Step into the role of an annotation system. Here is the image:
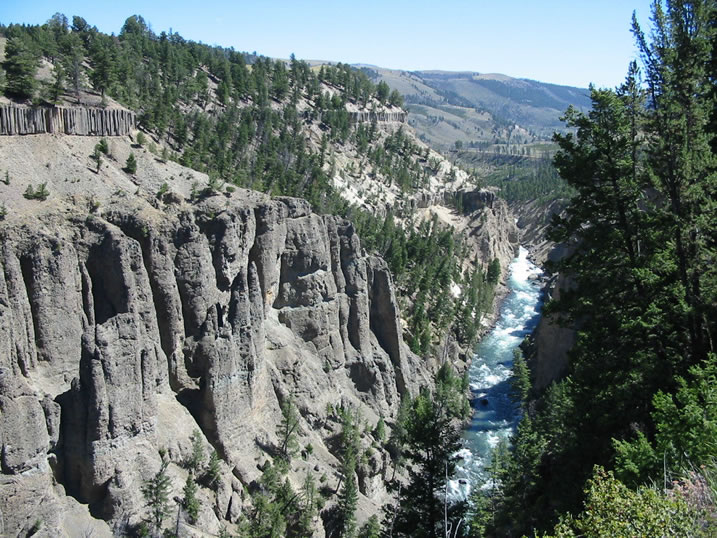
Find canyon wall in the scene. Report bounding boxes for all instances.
[0,183,427,535]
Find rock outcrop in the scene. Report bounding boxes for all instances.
[0,106,136,136]
[0,164,426,534]
[455,188,497,211]
[531,272,575,390]
[348,111,407,123]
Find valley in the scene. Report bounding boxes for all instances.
[1,2,716,537]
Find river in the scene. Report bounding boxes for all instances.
[449,246,545,499]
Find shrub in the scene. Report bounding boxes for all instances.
[125,152,137,174]
[23,183,49,201]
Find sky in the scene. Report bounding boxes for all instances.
[2,0,655,89]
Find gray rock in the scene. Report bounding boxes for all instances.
[0,106,135,136]
[0,188,426,531]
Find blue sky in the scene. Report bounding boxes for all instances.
[2,0,654,89]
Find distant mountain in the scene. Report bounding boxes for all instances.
[356,66,592,150]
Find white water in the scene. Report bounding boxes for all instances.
[449,246,544,500]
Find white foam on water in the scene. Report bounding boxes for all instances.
[485,374,501,386]
[452,246,545,503]
[486,432,501,448]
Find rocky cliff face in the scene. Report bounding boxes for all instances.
[347,111,407,123]
[0,135,429,536]
[531,272,575,390]
[0,106,136,136]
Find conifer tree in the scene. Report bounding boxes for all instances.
[391,364,469,537]
[2,36,39,100]
[142,456,172,532]
[188,429,205,473]
[183,473,200,523]
[337,409,360,538]
[125,152,137,174]
[278,396,300,462]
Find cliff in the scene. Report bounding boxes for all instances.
[531,272,575,390]
[0,106,136,136]
[0,134,429,536]
[347,111,407,123]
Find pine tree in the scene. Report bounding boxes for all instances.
[183,473,200,523]
[391,364,468,537]
[206,450,221,488]
[337,409,360,538]
[188,429,205,473]
[2,36,39,100]
[142,457,173,532]
[357,515,381,538]
[59,31,84,102]
[510,348,531,407]
[486,258,501,284]
[89,35,115,99]
[297,472,318,535]
[125,152,137,174]
[278,396,300,462]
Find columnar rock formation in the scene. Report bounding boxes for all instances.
[0,106,136,136]
[348,111,407,123]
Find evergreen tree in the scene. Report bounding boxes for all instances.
[206,450,221,488]
[391,364,469,537]
[357,515,381,538]
[188,429,205,473]
[297,472,319,536]
[125,152,138,174]
[183,473,200,523]
[142,456,173,532]
[337,409,360,538]
[486,258,501,284]
[493,1,717,533]
[2,36,39,100]
[510,348,531,407]
[60,31,84,102]
[89,34,115,98]
[278,396,300,462]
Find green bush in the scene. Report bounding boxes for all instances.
[125,152,137,174]
[23,183,49,201]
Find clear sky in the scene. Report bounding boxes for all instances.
[2,0,654,89]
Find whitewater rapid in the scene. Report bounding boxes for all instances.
[449,246,544,499]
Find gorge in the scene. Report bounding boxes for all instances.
[4,3,715,536]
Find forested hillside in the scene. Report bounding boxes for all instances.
[0,13,519,537]
[4,2,713,537]
[0,13,512,363]
[472,1,717,536]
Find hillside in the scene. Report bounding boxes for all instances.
[359,66,591,150]
[0,14,522,537]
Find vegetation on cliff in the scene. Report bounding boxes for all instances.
[476,1,717,535]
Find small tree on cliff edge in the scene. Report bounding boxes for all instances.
[278,396,300,461]
[142,453,172,532]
